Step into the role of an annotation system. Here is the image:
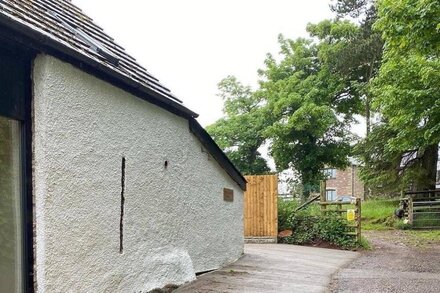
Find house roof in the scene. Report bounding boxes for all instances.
[0,0,194,115]
[0,0,246,190]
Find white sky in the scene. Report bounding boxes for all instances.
[72,0,337,127]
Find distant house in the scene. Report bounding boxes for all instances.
[0,1,246,292]
[324,163,364,201]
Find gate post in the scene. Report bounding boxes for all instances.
[356,197,361,242]
[320,180,326,212]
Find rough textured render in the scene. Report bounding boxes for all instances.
[32,54,244,292]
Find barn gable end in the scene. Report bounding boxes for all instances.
[0,0,246,291]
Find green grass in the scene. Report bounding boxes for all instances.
[361,199,399,230]
[358,236,372,250]
[403,230,440,248]
[279,199,401,231]
[408,230,440,242]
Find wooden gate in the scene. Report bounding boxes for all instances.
[319,181,362,242]
[407,190,440,229]
[244,175,278,242]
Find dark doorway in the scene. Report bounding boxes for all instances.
[0,44,34,292]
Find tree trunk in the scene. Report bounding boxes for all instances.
[365,96,370,136]
[421,143,439,190]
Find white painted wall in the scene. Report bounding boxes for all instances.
[32,55,244,292]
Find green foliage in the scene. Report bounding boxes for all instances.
[355,123,405,194]
[358,236,372,249]
[361,199,399,230]
[408,230,440,243]
[362,199,399,219]
[367,0,440,190]
[330,0,375,19]
[281,213,359,249]
[259,35,356,190]
[277,200,299,231]
[206,76,271,175]
[208,0,439,196]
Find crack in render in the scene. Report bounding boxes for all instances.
[120,157,126,254]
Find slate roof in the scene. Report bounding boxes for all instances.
[0,0,247,190]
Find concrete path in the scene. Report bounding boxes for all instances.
[176,244,359,293]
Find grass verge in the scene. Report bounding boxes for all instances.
[361,199,399,230]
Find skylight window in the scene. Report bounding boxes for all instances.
[48,11,120,66]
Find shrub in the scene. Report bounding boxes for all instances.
[281,212,359,249]
[278,199,299,231]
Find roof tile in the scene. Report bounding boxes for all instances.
[0,0,182,103]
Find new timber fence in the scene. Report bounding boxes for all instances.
[244,175,278,243]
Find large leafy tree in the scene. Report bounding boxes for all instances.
[370,0,440,190]
[258,5,383,192]
[258,36,355,193]
[206,76,271,175]
[328,0,383,135]
[319,0,384,197]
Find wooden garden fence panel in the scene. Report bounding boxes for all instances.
[244,175,278,238]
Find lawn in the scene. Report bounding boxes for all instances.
[359,199,440,245]
[407,230,440,245]
[361,199,399,230]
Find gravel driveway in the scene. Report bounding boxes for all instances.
[330,230,440,293]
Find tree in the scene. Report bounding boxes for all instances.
[258,36,356,195]
[371,0,440,190]
[314,0,385,197]
[325,0,383,135]
[206,76,271,175]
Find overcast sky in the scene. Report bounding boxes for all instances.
[72,0,336,127]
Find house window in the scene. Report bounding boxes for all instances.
[0,116,23,292]
[326,189,337,201]
[324,168,336,179]
[0,46,32,292]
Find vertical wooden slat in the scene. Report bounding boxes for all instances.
[263,176,268,236]
[262,176,265,236]
[267,176,271,235]
[245,175,249,236]
[259,176,263,236]
[252,176,257,236]
[243,175,278,238]
[254,176,257,236]
[273,175,278,236]
[258,176,263,236]
[244,177,248,236]
[268,175,272,236]
[267,175,272,236]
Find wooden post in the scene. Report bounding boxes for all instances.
[320,180,326,213]
[408,196,413,225]
[356,198,361,242]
